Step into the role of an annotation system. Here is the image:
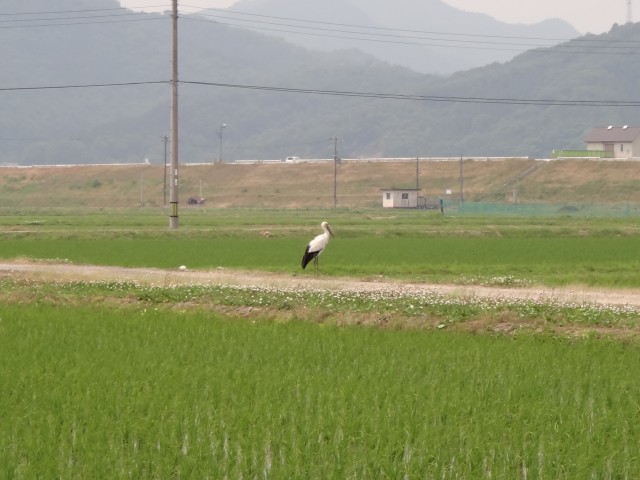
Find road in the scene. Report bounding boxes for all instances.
[1,261,639,309]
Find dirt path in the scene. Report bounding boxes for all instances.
[1,261,639,309]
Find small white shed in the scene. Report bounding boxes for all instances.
[380,188,420,208]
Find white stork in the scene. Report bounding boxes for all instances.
[301,221,334,276]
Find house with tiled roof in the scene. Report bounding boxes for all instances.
[585,125,640,159]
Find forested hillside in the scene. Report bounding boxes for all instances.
[2,0,640,165]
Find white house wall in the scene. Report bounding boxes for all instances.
[614,142,631,158]
[587,138,640,159]
[587,141,635,159]
[632,138,640,158]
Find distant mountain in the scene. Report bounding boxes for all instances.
[2,0,640,166]
[225,0,581,74]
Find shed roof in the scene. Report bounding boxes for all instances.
[585,126,640,143]
[379,188,421,191]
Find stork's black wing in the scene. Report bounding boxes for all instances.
[301,244,320,269]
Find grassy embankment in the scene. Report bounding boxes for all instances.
[2,158,640,208]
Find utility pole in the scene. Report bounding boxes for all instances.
[332,136,339,209]
[459,156,464,205]
[628,0,633,23]
[162,135,168,206]
[416,156,419,190]
[169,0,179,229]
[218,123,227,163]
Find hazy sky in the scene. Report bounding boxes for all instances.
[119,0,630,34]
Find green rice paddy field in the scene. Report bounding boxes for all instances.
[2,208,640,478]
[1,207,640,286]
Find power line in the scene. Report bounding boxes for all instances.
[182,5,573,42]
[0,11,156,24]
[0,81,167,92]
[0,6,148,16]
[0,5,170,28]
[5,4,639,54]
[3,79,639,107]
[8,3,553,43]
[181,80,640,107]
[0,3,585,46]
[190,17,640,55]
[183,16,556,52]
[182,14,640,55]
[8,4,636,47]
[117,3,172,12]
[183,6,640,48]
[0,17,167,29]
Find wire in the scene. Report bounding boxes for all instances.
[190,17,640,55]
[181,5,572,42]
[183,6,640,48]
[115,3,172,12]
[0,5,637,105]
[2,79,639,107]
[181,80,640,107]
[0,12,156,24]
[0,6,149,16]
[5,4,639,54]
[4,79,639,107]
[0,16,167,29]
[0,81,168,92]
[182,16,557,51]
[0,5,170,29]
[182,15,640,55]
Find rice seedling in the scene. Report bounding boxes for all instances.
[2,299,640,478]
[2,233,640,287]
[2,209,640,477]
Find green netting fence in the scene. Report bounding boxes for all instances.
[551,149,613,158]
[440,200,640,217]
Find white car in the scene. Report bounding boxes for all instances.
[285,156,300,162]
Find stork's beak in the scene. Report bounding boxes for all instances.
[327,225,334,237]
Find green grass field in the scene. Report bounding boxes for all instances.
[2,235,640,287]
[2,208,640,478]
[1,208,640,287]
[2,301,640,478]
